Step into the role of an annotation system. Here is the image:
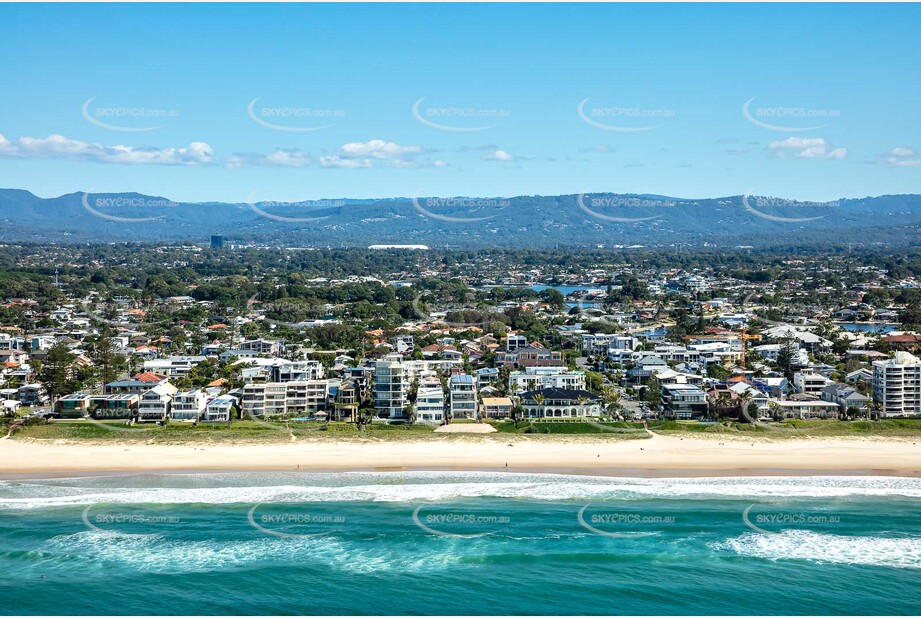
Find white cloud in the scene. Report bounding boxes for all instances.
[0,133,213,165]
[883,147,921,168]
[318,155,374,169]
[263,149,313,168]
[482,149,514,162]
[339,139,425,159]
[767,137,847,160]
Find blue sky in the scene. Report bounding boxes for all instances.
[1,3,919,203]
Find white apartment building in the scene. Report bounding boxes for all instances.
[873,352,921,418]
[793,371,833,396]
[241,380,336,418]
[415,385,445,423]
[449,374,477,419]
[171,389,208,421]
[239,338,283,355]
[582,334,638,356]
[374,357,410,418]
[509,367,586,393]
[142,356,207,378]
[271,360,324,382]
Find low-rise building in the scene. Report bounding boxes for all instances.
[481,396,513,419]
[519,388,601,419]
[171,389,209,421]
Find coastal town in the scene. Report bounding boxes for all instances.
[1,243,919,438]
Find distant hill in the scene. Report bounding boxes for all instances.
[1,188,919,248]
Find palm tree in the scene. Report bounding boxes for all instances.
[533,393,546,420]
[737,389,754,422]
[601,386,621,419]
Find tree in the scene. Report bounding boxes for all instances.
[509,401,524,428]
[91,328,125,388]
[775,338,799,381]
[601,386,621,419]
[39,340,76,404]
[644,379,661,409]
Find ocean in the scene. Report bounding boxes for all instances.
[0,472,919,615]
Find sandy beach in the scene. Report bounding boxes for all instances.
[2,434,919,477]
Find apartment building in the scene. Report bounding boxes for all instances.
[509,367,586,393]
[872,352,921,418]
[416,385,445,423]
[497,345,564,368]
[449,374,477,419]
[270,360,324,382]
[238,338,283,356]
[581,334,638,356]
[142,356,207,378]
[374,357,410,418]
[241,380,336,418]
[793,371,834,396]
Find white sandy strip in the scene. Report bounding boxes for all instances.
[433,424,497,433]
[1,436,920,476]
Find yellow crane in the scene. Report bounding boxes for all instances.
[739,331,761,370]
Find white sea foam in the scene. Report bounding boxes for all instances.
[40,530,465,574]
[2,473,920,509]
[712,530,921,569]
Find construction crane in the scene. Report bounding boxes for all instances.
[739,330,762,370]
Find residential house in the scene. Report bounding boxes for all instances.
[519,388,601,419]
[481,396,513,419]
[171,389,209,421]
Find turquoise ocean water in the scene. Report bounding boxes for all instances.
[0,472,919,615]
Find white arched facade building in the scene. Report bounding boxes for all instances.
[519,387,602,419]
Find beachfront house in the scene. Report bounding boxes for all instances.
[171,389,209,421]
[481,396,514,419]
[204,395,237,422]
[55,393,93,418]
[519,388,601,419]
[137,383,178,423]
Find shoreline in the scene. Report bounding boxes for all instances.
[2,434,919,479]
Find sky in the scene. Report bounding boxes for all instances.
[1,3,920,203]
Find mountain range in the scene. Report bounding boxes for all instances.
[2,188,920,249]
